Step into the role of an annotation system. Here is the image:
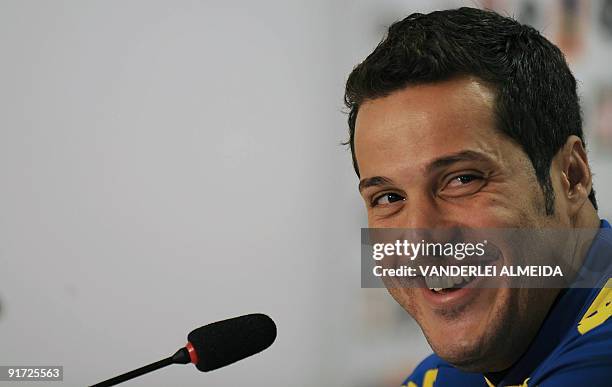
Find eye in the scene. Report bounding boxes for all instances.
[372,192,405,207]
[447,174,481,188]
[441,173,486,197]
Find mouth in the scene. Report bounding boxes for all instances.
[418,274,484,309]
[416,249,503,308]
[383,239,505,309]
[424,274,476,292]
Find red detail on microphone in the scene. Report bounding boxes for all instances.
[186,342,199,364]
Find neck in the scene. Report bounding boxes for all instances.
[568,206,600,277]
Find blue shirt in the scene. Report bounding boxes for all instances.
[402,220,612,387]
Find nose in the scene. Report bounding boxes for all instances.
[396,194,464,245]
[397,194,446,229]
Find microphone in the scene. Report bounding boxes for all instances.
[90,313,277,387]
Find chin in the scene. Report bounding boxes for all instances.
[423,318,505,372]
[393,286,518,373]
[432,343,487,371]
[429,336,500,372]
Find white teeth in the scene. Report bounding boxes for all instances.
[425,275,475,292]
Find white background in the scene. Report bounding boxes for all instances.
[1,1,610,386]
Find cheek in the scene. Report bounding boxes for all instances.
[453,194,542,228]
[443,201,517,228]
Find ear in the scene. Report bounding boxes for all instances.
[556,135,592,214]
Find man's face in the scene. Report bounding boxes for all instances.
[354,77,563,372]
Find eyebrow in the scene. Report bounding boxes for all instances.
[358,176,394,192]
[426,150,493,173]
[357,150,493,193]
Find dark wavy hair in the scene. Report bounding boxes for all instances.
[344,7,597,214]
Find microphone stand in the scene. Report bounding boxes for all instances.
[90,347,190,387]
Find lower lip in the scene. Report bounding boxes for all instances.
[420,286,477,308]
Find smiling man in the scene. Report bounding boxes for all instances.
[345,7,612,387]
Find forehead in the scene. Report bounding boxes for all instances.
[354,77,507,176]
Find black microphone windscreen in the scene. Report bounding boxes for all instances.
[187,313,277,372]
